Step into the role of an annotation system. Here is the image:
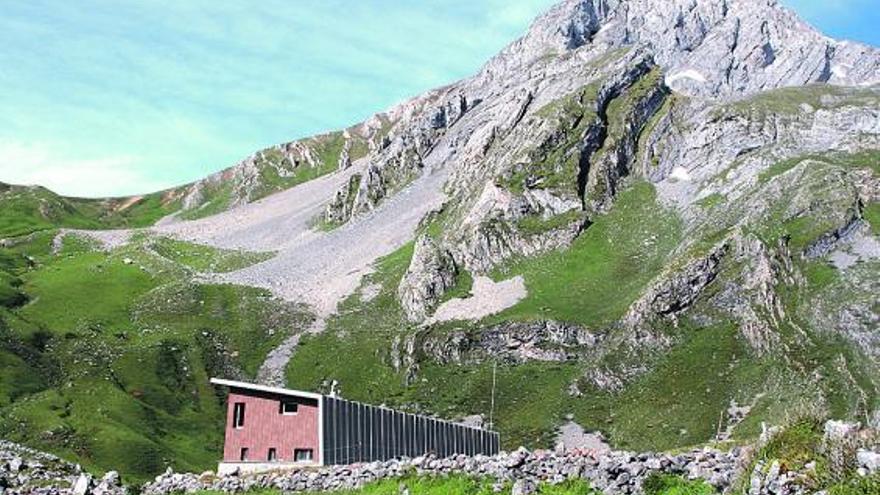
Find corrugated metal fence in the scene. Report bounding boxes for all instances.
[322,396,500,465]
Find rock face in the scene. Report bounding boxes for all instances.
[398,235,459,321]
[516,0,880,98]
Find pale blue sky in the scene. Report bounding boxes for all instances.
[0,0,876,197]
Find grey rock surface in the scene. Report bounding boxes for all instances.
[0,441,125,495]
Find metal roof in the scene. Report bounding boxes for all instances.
[210,378,323,401]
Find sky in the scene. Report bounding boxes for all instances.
[0,0,877,198]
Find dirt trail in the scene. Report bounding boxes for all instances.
[256,318,327,387]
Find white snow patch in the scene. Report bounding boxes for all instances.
[669,166,693,182]
[665,69,708,85]
[428,276,526,324]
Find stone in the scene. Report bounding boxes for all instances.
[7,458,23,473]
[511,478,537,495]
[824,420,861,443]
[857,449,880,474]
[72,473,92,495]
[101,471,120,486]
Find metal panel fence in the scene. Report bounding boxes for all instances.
[321,396,500,465]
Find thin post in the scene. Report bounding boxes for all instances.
[489,360,497,431]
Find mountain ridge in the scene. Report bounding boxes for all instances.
[3,0,879,231]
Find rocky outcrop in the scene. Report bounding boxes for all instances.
[0,440,125,495]
[398,236,460,321]
[509,0,880,98]
[421,320,600,365]
[582,67,669,214]
[623,241,729,330]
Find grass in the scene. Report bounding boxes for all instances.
[0,185,103,238]
[743,418,880,494]
[502,81,601,196]
[695,193,725,210]
[758,156,807,183]
[864,202,880,236]
[722,85,880,117]
[286,242,416,405]
[286,180,784,453]
[149,236,274,273]
[283,180,782,453]
[643,474,716,495]
[193,475,598,495]
[751,159,867,254]
[0,183,185,238]
[757,419,824,473]
[179,181,235,221]
[285,243,577,449]
[0,269,27,308]
[439,269,474,304]
[181,133,353,221]
[0,234,312,483]
[572,320,778,451]
[490,181,682,327]
[516,210,584,237]
[827,475,880,495]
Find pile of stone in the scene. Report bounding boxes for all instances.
[0,440,124,495]
[142,447,741,495]
[5,420,878,495]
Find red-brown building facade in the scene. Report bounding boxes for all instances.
[211,378,500,474]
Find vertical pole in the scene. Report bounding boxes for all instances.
[489,360,497,431]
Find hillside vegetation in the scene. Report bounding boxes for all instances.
[0,232,311,483]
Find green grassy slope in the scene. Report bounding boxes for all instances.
[0,183,183,238]
[490,181,682,326]
[0,232,312,483]
[0,129,371,234]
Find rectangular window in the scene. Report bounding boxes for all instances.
[280,401,298,415]
[294,448,313,462]
[239,447,249,461]
[267,448,277,461]
[233,402,246,428]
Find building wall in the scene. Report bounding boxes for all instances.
[222,388,319,464]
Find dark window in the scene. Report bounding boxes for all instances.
[239,447,249,461]
[268,448,277,461]
[233,403,246,428]
[294,448,313,462]
[281,401,298,415]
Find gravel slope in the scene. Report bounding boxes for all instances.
[155,152,449,318]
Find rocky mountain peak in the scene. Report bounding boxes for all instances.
[497,0,880,97]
